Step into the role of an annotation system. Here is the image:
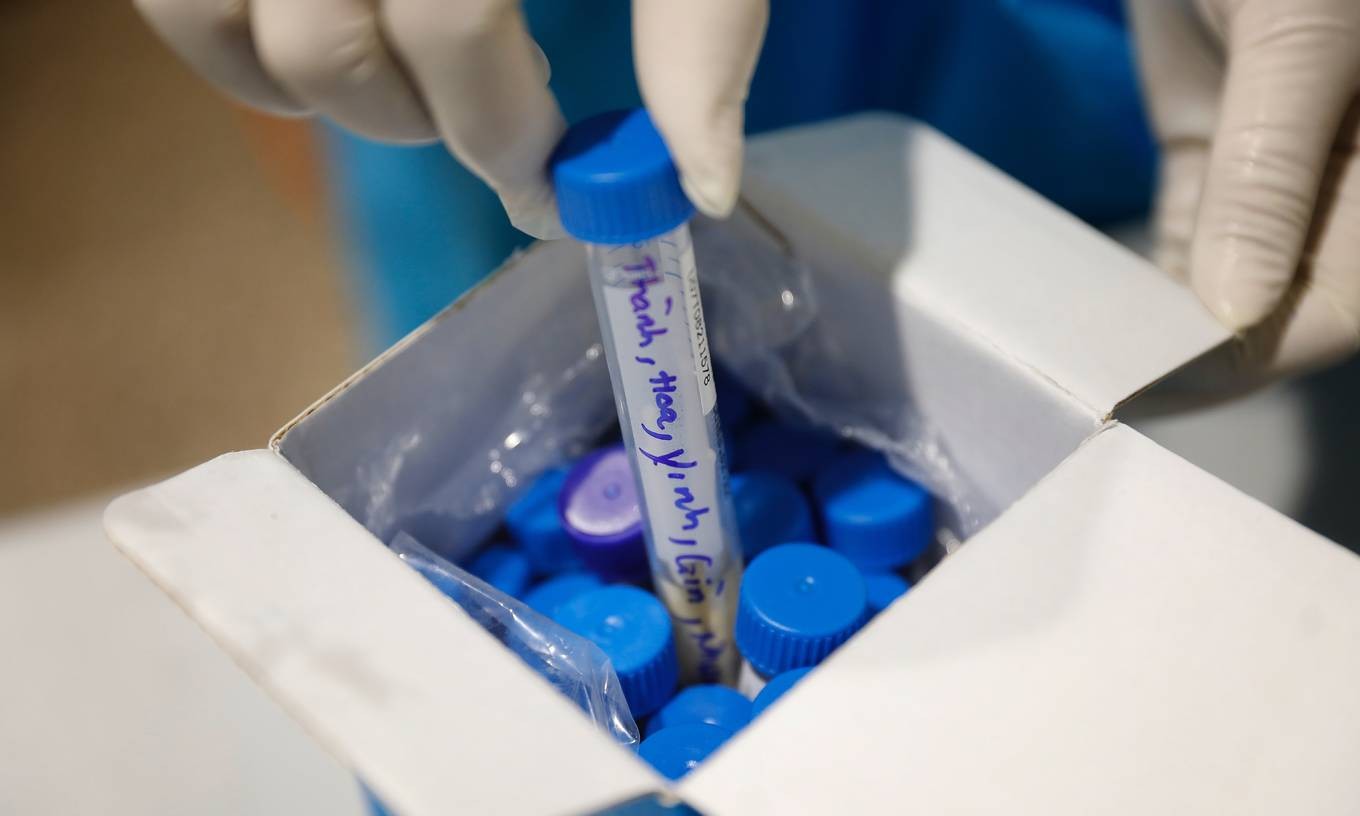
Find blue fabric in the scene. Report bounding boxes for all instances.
[325,0,1154,348]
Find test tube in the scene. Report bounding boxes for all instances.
[551,109,743,685]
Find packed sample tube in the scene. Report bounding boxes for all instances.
[734,543,868,697]
[551,109,743,685]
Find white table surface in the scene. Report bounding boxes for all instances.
[0,492,368,816]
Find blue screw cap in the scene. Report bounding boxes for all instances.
[735,543,868,678]
[550,109,694,245]
[733,420,841,484]
[559,446,650,583]
[466,545,531,598]
[506,467,583,576]
[862,571,911,617]
[645,684,754,737]
[553,585,678,717]
[751,667,813,717]
[522,572,604,619]
[814,450,934,571]
[638,724,732,780]
[716,368,754,430]
[730,471,817,560]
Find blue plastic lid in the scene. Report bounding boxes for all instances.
[813,450,934,571]
[733,421,842,484]
[506,467,583,576]
[862,571,911,617]
[716,368,754,430]
[751,667,812,717]
[645,684,754,737]
[730,472,817,560]
[550,109,694,245]
[553,585,678,717]
[559,446,650,583]
[522,572,604,619]
[637,724,732,780]
[466,545,531,598]
[735,543,868,678]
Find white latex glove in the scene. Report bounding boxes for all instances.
[1128,0,1360,384]
[135,0,767,239]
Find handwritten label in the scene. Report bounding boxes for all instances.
[598,232,735,683]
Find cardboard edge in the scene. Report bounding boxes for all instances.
[268,242,551,452]
[102,451,666,816]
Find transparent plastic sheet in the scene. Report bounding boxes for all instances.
[389,531,640,748]
[384,299,617,560]
[356,205,989,561]
[692,209,992,536]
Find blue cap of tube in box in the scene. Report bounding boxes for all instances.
[730,472,817,559]
[716,368,754,430]
[751,667,812,717]
[638,724,732,780]
[553,585,678,716]
[646,684,753,737]
[735,543,868,678]
[550,109,694,245]
[466,545,531,598]
[862,571,911,617]
[814,450,934,571]
[506,467,583,576]
[733,420,841,483]
[559,445,650,583]
[522,572,604,619]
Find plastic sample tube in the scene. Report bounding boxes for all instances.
[734,543,868,697]
[638,724,733,780]
[505,466,583,576]
[733,420,842,484]
[862,571,912,617]
[522,572,603,619]
[558,445,650,583]
[750,667,812,717]
[466,545,532,598]
[552,109,743,685]
[813,449,934,571]
[729,471,817,560]
[646,684,753,737]
[553,585,679,717]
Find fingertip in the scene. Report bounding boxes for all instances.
[1191,274,1269,333]
[660,104,746,219]
[501,187,566,241]
[681,169,739,219]
[1190,243,1297,332]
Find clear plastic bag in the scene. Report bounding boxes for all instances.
[354,203,989,562]
[693,207,992,535]
[389,532,640,747]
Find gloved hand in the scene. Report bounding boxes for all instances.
[134,0,767,239]
[1128,0,1360,384]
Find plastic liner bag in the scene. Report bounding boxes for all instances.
[357,202,989,558]
[692,207,993,536]
[371,298,616,560]
[389,532,640,748]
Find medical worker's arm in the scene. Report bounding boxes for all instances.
[134,0,767,239]
[1129,0,1360,382]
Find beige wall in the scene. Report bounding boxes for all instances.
[0,0,356,513]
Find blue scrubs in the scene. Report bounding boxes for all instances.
[324,0,1153,349]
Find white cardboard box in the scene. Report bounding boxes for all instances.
[105,114,1360,815]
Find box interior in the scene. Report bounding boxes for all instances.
[276,115,1227,560]
[135,114,1247,812]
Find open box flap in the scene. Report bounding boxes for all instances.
[681,422,1360,814]
[743,113,1230,418]
[103,451,659,816]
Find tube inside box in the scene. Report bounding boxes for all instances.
[276,207,990,562]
